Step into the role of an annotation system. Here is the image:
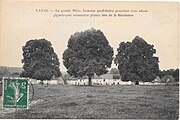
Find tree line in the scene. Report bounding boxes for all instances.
[20,28,179,85]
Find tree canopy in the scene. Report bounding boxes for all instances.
[159,68,179,82]
[114,36,159,84]
[63,28,113,85]
[173,69,179,82]
[21,39,61,80]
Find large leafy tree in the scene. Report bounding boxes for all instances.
[21,39,61,81]
[114,36,159,84]
[63,28,113,85]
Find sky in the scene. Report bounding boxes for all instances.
[0,1,179,72]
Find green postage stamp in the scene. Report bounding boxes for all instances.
[2,78,29,108]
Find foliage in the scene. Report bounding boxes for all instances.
[114,36,159,83]
[63,28,113,85]
[21,39,61,80]
[159,68,179,82]
[173,69,179,82]
[32,68,53,80]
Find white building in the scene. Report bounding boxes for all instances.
[29,77,64,85]
[66,79,133,85]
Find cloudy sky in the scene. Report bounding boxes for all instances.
[0,1,179,72]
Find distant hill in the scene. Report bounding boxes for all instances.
[0,66,68,78]
[0,66,23,77]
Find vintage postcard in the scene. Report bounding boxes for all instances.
[0,1,179,119]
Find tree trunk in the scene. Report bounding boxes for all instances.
[62,78,67,85]
[135,81,139,85]
[88,76,92,86]
[41,80,43,86]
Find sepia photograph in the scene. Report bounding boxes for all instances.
[0,1,179,119]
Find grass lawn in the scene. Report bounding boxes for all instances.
[0,84,179,119]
